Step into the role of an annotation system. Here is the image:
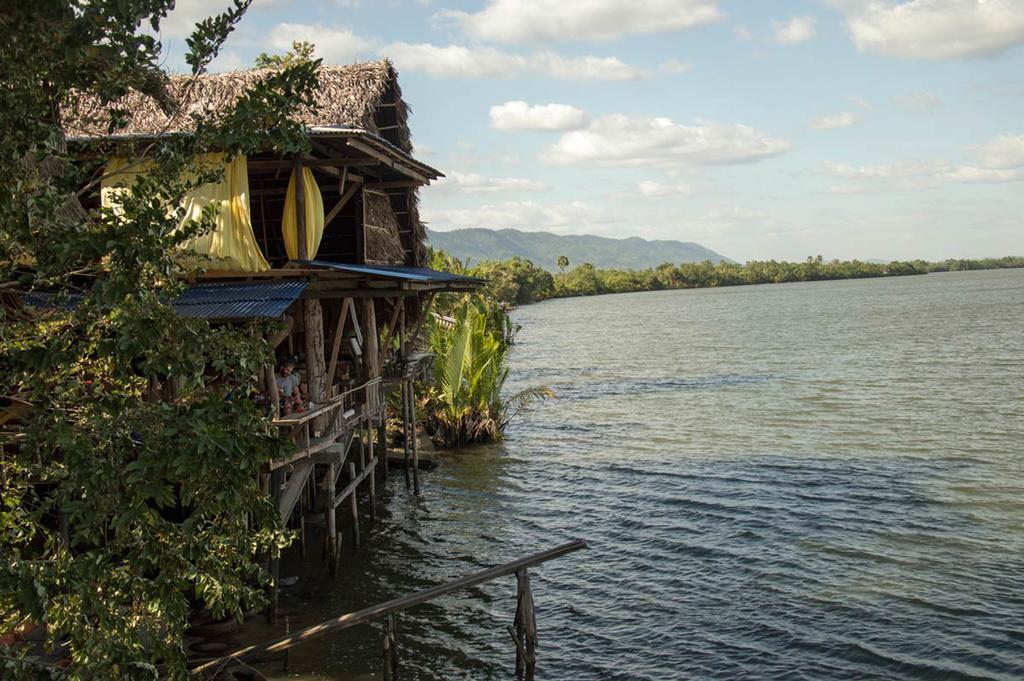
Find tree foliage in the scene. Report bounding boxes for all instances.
[438,251,1024,307]
[0,3,320,678]
[422,303,551,448]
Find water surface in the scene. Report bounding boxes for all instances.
[272,269,1024,680]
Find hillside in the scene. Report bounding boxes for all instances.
[427,228,731,271]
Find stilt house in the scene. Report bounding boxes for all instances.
[60,61,480,601]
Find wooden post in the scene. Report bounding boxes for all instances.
[402,379,411,490]
[365,422,377,519]
[304,297,327,431]
[326,461,337,576]
[383,613,399,681]
[348,462,360,548]
[268,468,284,624]
[410,381,420,495]
[514,568,538,680]
[265,364,280,419]
[377,417,388,482]
[295,159,307,261]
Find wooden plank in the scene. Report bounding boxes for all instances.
[278,459,314,528]
[191,540,588,674]
[332,456,378,508]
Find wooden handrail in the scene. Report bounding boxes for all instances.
[271,378,382,427]
[191,539,587,675]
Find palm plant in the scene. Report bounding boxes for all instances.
[422,302,552,447]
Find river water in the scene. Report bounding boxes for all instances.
[270,268,1024,680]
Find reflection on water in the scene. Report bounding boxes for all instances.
[269,269,1024,680]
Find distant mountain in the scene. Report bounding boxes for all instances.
[427,228,731,271]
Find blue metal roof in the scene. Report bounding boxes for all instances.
[172,281,308,319]
[298,260,484,285]
[20,281,307,320]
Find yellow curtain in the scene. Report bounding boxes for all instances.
[101,153,270,273]
[282,167,325,261]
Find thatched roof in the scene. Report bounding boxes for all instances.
[63,60,414,154]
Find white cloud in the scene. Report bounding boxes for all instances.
[424,200,604,232]
[773,15,817,45]
[382,42,646,80]
[162,0,226,38]
[661,59,693,74]
[892,91,941,111]
[541,114,790,168]
[810,112,858,129]
[846,95,870,108]
[443,0,723,43]
[637,180,693,197]
[823,159,1020,190]
[269,23,374,62]
[734,25,753,41]
[489,101,590,131]
[971,134,1024,169]
[209,50,246,73]
[835,0,1024,59]
[434,172,549,193]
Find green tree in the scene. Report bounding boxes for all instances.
[255,39,316,69]
[0,3,320,678]
[556,255,569,275]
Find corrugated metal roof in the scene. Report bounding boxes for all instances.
[173,281,308,319]
[298,260,484,285]
[19,281,307,320]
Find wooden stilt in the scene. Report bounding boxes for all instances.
[269,468,283,624]
[402,379,412,489]
[348,461,360,548]
[514,568,538,680]
[377,418,388,482]
[410,381,420,495]
[326,461,337,576]
[265,365,280,420]
[366,422,377,518]
[383,613,399,680]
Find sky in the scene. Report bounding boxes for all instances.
[159,0,1024,263]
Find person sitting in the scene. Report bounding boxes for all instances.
[275,359,303,416]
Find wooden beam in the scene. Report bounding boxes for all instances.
[345,138,430,184]
[365,181,423,190]
[379,298,402,367]
[326,298,352,390]
[248,159,378,170]
[324,179,361,227]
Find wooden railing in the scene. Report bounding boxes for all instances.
[192,539,587,680]
[268,377,383,471]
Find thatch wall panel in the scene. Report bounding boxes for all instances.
[363,190,405,265]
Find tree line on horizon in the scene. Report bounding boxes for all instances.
[429,250,1024,307]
